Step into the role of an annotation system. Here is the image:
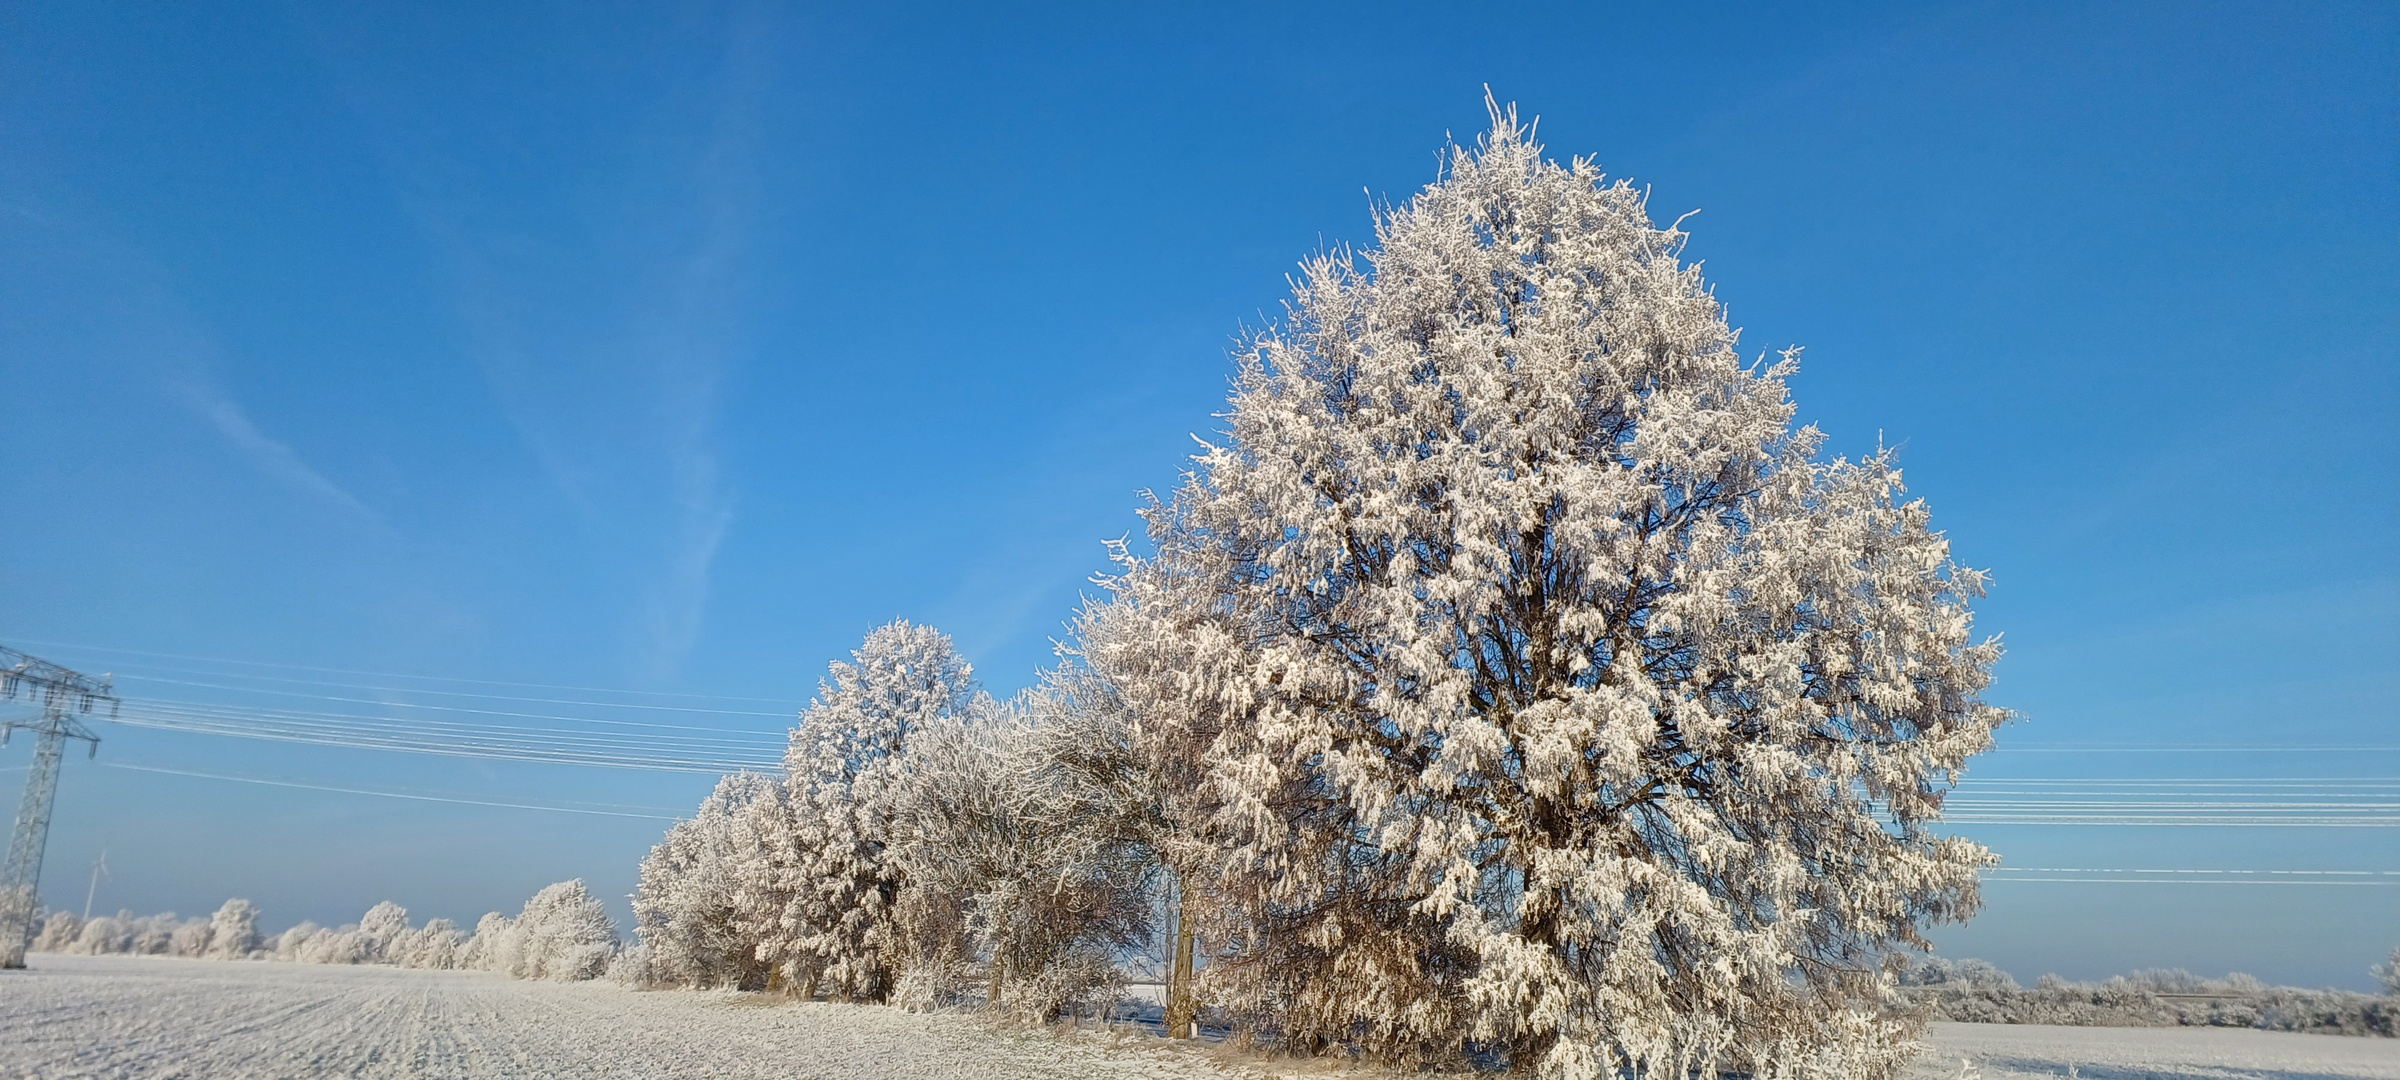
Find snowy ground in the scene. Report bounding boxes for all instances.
[4,955,2395,1080]
[1907,1021,2400,1080]
[0,954,1240,1080]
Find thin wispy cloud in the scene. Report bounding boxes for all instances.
[179,383,388,531]
[307,5,771,679]
[629,12,769,678]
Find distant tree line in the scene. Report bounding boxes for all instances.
[1898,956,2397,1037]
[27,879,621,983]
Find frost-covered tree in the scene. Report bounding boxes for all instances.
[882,678,1155,1016]
[1077,547,1260,1038]
[1898,955,2017,990]
[606,940,655,986]
[272,921,322,962]
[208,899,261,960]
[70,914,119,954]
[131,914,176,955]
[514,879,618,982]
[169,917,213,958]
[634,772,789,989]
[464,912,521,974]
[399,917,467,969]
[634,622,1148,1013]
[1114,101,2003,1076]
[357,901,410,964]
[299,924,372,965]
[776,620,978,1002]
[30,910,81,953]
[2375,947,2400,996]
[69,915,118,954]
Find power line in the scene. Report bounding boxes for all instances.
[6,639,800,704]
[100,762,683,820]
[102,665,798,717]
[122,708,777,756]
[103,710,778,774]
[105,693,788,743]
[106,676,793,731]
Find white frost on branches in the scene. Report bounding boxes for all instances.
[514,879,620,982]
[634,771,789,989]
[775,620,978,1002]
[1091,99,2004,1077]
[627,621,1161,1016]
[618,100,2007,1077]
[208,898,261,960]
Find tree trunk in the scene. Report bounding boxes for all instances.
[1166,875,1197,1039]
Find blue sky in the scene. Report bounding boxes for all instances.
[2,1,2393,988]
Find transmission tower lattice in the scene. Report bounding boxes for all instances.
[1,646,111,969]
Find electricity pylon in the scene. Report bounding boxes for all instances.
[1,647,111,969]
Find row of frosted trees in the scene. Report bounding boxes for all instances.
[630,103,2008,1080]
[629,621,1158,1022]
[28,879,621,983]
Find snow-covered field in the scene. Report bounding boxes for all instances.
[5,954,2395,1080]
[1907,1021,2400,1080]
[0,954,1235,1080]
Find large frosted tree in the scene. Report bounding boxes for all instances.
[1115,101,2004,1077]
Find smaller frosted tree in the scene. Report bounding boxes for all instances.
[131,915,176,955]
[883,678,1155,1016]
[358,901,410,964]
[516,879,618,981]
[272,922,322,962]
[75,914,132,955]
[2375,947,2399,996]
[402,918,467,969]
[169,918,213,958]
[299,925,371,965]
[31,910,81,953]
[208,899,261,960]
[634,772,790,989]
[465,912,522,974]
